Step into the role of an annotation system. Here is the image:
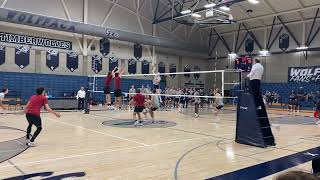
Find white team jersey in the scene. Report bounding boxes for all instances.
[0,93,4,100]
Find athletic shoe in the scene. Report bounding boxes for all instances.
[134,120,140,126]
[195,113,199,118]
[27,142,36,147]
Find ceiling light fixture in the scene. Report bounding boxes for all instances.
[296,46,309,50]
[191,13,201,18]
[247,0,260,4]
[220,6,230,11]
[180,9,191,14]
[204,3,217,8]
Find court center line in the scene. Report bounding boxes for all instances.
[0,136,213,169]
[46,118,150,147]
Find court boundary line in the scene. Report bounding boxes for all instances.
[47,118,150,147]
[0,136,214,169]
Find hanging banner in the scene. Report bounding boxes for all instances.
[0,45,5,65]
[142,60,149,74]
[288,66,320,83]
[279,34,289,51]
[194,66,200,80]
[46,49,59,71]
[184,64,191,79]
[245,38,254,54]
[134,43,142,60]
[66,52,78,72]
[158,62,165,77]
[108,57,118,72]
[100,38,110,57]
[15,46,29,69]
[169,64,176,79]
[91,55,102,74]
[128,59,137,74]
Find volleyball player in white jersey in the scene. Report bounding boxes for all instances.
[214,89,224,116]
[144,89,160,123]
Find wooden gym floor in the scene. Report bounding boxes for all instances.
[0,107,319,180]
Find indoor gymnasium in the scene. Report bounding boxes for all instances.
[0,0,320,179]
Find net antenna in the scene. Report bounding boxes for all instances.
[172,0,237,27]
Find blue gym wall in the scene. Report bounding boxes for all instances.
[0,72,155,104]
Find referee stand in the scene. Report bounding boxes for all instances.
[235,79,275,148]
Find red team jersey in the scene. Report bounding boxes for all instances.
[133,93,145,107]
[26,95,48,116]
[114,77,121,89]
[105,75,112,87]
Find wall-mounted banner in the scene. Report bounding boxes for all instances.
[194,66,201,80]
[184,64,191,79]
[128,59,137,74]
[134,43,142,60]
[0,45,5,65]
[169,64,176,79]
[245,38,254,54]
[288,66,320,83]
[46,49,59,71]
[91,55,102,74]
[66,52,78,72]
[158,62,165,77]
[15,46,29,69]
[279,34,289,51]
[108,57,118,72]
[0,32,72,50]
[142,60,149,74]
[100,38,110,57]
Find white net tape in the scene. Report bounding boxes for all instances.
[88,69,243,100]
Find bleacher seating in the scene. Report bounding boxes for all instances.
[261,83,319,110]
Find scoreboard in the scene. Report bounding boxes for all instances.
[235,57,253,72]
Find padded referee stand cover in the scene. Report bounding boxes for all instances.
[236,92,275,148]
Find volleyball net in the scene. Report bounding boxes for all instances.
[87,69,243,107]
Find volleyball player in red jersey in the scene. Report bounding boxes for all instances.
[104,67,117,108]
[113,67,125,111]
[24,87,61,147]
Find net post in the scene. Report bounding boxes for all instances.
[239,70,243,91]
[221,70,225,97]
[93,75,96,92]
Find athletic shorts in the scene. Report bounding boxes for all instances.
[216,105,224,110]
[26,113,42,127]
[151,107,158,111]
[153,84,159,89]
[134,106,144,113]
[104,86,110,95]
[114,89,122,97]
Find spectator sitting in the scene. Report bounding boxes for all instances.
[274,171,319,180]
[312,157,320,175]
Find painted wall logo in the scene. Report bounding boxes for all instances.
[106,29,119,38]
[288,66,320,83]
[6,10,76,32]
[0,32,72,50]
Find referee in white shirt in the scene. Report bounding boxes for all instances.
[77,87,86,110]
[247,58,264,109]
